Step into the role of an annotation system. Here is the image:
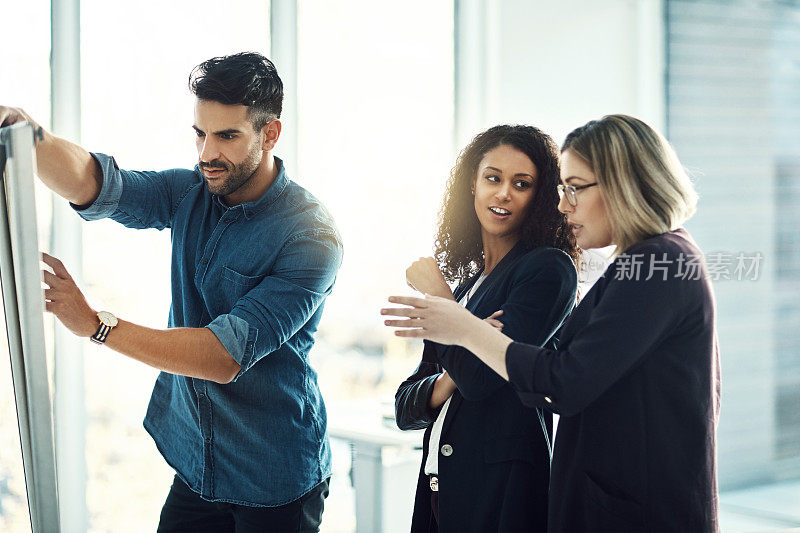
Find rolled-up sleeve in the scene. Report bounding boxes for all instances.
[71,152,198,230]
[72,153,124,220]
[205,313,257,371]
[207,229,343,381]
[395,360,442,430]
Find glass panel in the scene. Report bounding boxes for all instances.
[0,1,50,531]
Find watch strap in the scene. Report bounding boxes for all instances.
[90,322,113,344]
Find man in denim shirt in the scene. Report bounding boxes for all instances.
[0,52,341,532]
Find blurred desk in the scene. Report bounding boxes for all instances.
[328,400,423,533]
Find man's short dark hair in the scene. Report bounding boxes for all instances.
[189,52,283,132]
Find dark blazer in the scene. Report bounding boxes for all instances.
[396,244,577,533]
[506,229,720,532]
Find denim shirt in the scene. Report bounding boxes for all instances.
[74,153,342,506]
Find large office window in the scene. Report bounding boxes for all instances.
[771,4,800,463]
[295,0,455,399]
[295,2,454,527]
[667,0,800,488]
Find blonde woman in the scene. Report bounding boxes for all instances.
[384,115,720,532]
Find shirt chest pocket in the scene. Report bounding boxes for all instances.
[222,266,261,289]
[209,266,263,311]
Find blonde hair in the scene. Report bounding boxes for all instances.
[562,114,698,253]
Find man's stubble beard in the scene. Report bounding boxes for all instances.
[205,142,263,197]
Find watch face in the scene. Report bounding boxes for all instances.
[97,311,118,327]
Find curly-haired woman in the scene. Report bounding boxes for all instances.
[394,125,580,532]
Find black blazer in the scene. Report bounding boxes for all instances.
[396,244,577,533]
[506,229,720,532]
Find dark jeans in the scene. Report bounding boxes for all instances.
[157,475,330,533]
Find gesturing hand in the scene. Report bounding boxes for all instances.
[41,252,97,338]
[405,257,454,300]
[381,294,483,346]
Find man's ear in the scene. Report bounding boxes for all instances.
[261,120,282,152]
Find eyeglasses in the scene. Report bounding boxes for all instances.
[557,182,598,206]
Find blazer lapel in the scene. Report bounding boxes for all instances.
[464,242,526,314]
[440,390,463,436]
[453,270,483,303]
[558,262,614,345]
[440,245,528,435]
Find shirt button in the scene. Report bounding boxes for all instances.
[544,396,553,404]
[440,444,453,457]
[198,393,206,399]
[201,259,209,265]
[205,437,211,443]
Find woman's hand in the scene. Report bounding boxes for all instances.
[405,257,454,300]
[485,310,504,331]
[382,295,514,380]
[382,294,481,345]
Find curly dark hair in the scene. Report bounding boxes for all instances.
[434,125,580,282]
[189,52,283,132]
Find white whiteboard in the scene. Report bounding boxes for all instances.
[0,122,60,532]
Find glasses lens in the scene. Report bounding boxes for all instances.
[558,185,578,206]
[567,187,577,206]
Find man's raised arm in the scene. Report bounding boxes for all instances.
[1,106,102,206]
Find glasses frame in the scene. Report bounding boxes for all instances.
[557,182,598,206]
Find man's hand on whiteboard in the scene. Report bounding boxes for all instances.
[41,252,97,338]
[0,106,40,130]
[2,105,99,205]
[40,254,240,382]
